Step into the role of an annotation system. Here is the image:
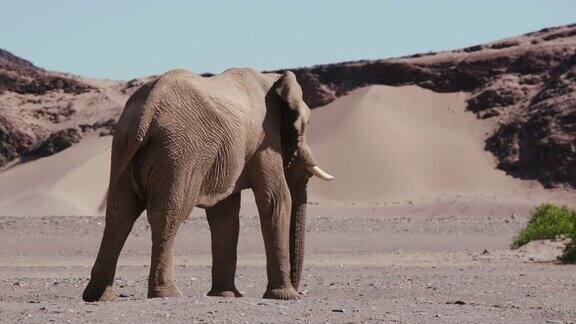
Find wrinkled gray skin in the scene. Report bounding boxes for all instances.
[82,69,329,301]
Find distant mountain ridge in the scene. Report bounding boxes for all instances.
[0,49,94,95]
[1,23,575,188]
[0,48,35,69]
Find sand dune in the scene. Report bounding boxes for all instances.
[0,136,110,216]
[0,85,557,216]
[307,85,541,203]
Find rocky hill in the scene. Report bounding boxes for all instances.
[276,23,576,188]
[0,50,138,166]
[0,23,575,188]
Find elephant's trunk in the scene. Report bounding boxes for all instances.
[289,182,307,290]
[285,143,332,290]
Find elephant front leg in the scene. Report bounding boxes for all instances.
[249,150,299,300]
[206,192,242,297]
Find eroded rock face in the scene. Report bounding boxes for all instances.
[0,115,33,166]
[486,54,576,187]
[26,128,81,157]
[467,77,526,113]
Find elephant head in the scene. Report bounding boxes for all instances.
[274,71,334,289]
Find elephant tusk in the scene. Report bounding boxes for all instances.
[307,166,335,181]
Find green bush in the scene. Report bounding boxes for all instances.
[560,237,576,263]
[558,207,576,263]
[512,203,575,248]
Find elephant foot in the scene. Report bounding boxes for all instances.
[263,287,299,300]
[148,284,183,299]
[208,286,243,298]
[83,283,116,302]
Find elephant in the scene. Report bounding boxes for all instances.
[82,68,333,302]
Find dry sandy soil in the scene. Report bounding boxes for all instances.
[1,85,576,323]
[2,199,576,323]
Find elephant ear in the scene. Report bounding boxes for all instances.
[274,71,312,166]
[275,71,311,140]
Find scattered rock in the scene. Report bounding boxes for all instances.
[79,119,116,136]
[26,128,81,157]
[490,40,520,49]
[447,300,467,305]
[463,45,484,53]
[467,84,524,112]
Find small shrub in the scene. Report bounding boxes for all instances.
[560,209,576,263]
[512,203,575,248]
[560,237,576,263]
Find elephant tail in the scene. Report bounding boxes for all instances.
[106,80,158,204]
[97,189,108,213]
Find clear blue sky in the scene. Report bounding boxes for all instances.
[1,1,574,80]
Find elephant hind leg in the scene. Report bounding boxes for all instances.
[83,175,144,302]
[145,167,197,299]
[206,192,242,297]
[146,208,187,298]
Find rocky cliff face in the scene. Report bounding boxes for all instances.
[1,23,575,187]
[485,53,576,187]
[0,49,95,165]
